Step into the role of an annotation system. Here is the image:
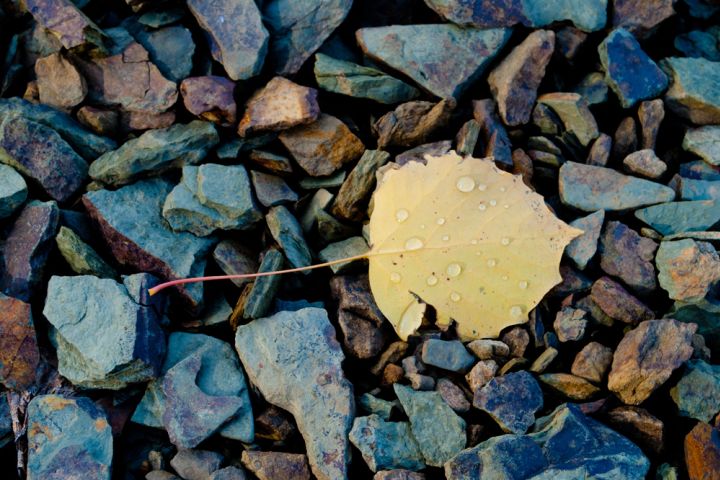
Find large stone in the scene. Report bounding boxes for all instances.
[656,239,720,301]
[445,434,547,480]
[0,164,26,219]
[349,415,425,472]
[181,76,237,126]
[0,200,58,301]
[375,100,454,149]
[670,360,720,423]
[55,226,117,278]
[565,210,604,269]
[662,57,720,125]
[0,294,40,390]
[187,0,267,80]
[83,178,216,309]
[612,0,676,37]
[538,93,599,146]
[599,221,658,295]
[590,276,653,324]
[683,125,720,166]
[559,162,675,212]
[27,395,113,480]
[635,200,720,235]
[608,319,696,405]
[126,24,195,83]
[35,52,87,108]
[685,422,720,480]
[357,24,510,100]
[89,121,219,187]
[235,308,354,480]
[473,371,543,434]
[25,0,104,50]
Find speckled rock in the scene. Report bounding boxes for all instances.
[623,150,667,179]
[24,0,105,50]
[473,371,543,434]
[608,319,696,405]
[571,342,614,383]
[599,221,658,295]
[241,451,311,480]
[0,164,26,219]
[170,449,223,480]
[0,294,40,390]
[553,307,587,342]
[375,100,454,150]
[612,0,676,37]
[670,360,720,423]
[537,93,599,146]
[181,76,237,126]
[35,52,86,109]
[683,125,720,166]
[465,360,498,393]
[55,226,117,278]
[656,239,720,301]
[565,210,604,269]
[349,415,425,472]
[590,276,654,324]
[662,57,720,125]
[27,395,112,480]
[635,200,720,235]
[539,373,601,401]
[684,421,720,480]
[444,434,547,480]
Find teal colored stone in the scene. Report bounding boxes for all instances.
[55,226,117,278]
[474,371,543,435]
[523,0,607,31]
[662,57,720,125]
[599,28,668,108]
[635,201,720,235]
[126,23,195,82]
[675,30,720,61]
[574,72,609,106]
[445,434,547,480]
[318,236,369,274]
[670,360,720,423]
[0,163,26,219]
[679,160,720,181]
[266,205,312,270]
[683,125,720,166]
[669,299,720,353]
[358,393,396,421]
[314,53,420,104]
[243,248,284,319]
[681,177,720,200]
[349,415,425,472]
[394,384,466,467]
[566,210,604,269]
[420,339,475,373]
[356,24,511,99]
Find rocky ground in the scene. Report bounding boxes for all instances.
[0,0,720,479]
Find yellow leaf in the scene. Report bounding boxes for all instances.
[367,152,582,341]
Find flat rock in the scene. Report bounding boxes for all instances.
[670,360,720,423]
[126,23,195,83]
[684,422,720,480]
[210,467,247,480]
[421,339,475,373]
[241,451,311,480]
[170,449,223,480]
[0,200,58,301]
[472,99,513,166]
[538,93,599,146]
[375,100,454,149]
[662,57,720,125]
[25,0,104,50]
[35,52,86,108]
[187,0,267,80]
[0,164,27,219]
[318,236,369,274]
[235,308,354,480]
[638,99,665,149]
[445,434,547,480]
[55,226,117,278]
[565,210,604,269]
[473,371,543,434]
[636,200,720,235]
[560,162,675,212]
[599,28,668,108]
[332,150,390,222]
[612,0,676,37]
[656,239,720,301]
[181,76,237,126]
[349,415,425,472]
[488,30,555,126]
[539,373,600,401]
[314,53,420,104]
[623,149,667,179]
[83,178,216,309]
[608,319,696,405]
[280,113,364,176]
[251,170,298,207]
[241,249,284,320]
[571,341,614,383]
[0,294,40,390]
[357,24,510,100]
[599,221,658,295]
[683,125,720,166]
[27,395,112,480]
[89,120,219,187]
[590,276,653,324]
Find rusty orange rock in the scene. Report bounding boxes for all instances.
[0,294,40,390]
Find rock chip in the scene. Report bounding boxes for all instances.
[55,226,116,278]
[465,360,498,392]
[251,170,298,208]
[553,307,587,342]
[436,379,471,413]
[590,276,654,324]
[358,394,396,421]
[375,100,454,150]
[656,239,720,301]
[170,449,223,480]
[612,0,676,37]
[575,71,609,106]
[681,177,720,201]
[599,221,658,294]
[670,360,720,423]
[638,99,665,150]
[608,319,696,405]
[537,93,599,147]
[35,52,86,108]
[0,164,27,219]
[683,125,720,166]
[241,451,311,480]
[662,57,720,125]
[181,76,237,126]
[539,373,601,401]
[466,339,510,359]
[332,150,390,222]
[126,24,195,83]
[635,200,720,235]
[77,106,119,136]
[349,415,425,472]
[684,421,720,480]
[623,150,667,179]
[374,471,425,480]
[0,294,40,390]
[210,467,247,480]
[605,406,664,456]
[471,100,514,167]
[565,210,604,269]
[240,249,284,320]
[571,342,614,383]
[356,24,510,100]
[473,371,543,434]
[25,0,104,50]
[421,339,475,373]
[235,308,354,480]
[266,206,312,269]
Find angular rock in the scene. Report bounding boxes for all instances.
[349,415,425,472]
[501,327,531,358]
[683,125,720,166]
[240,249,284,320]
[488,30,555,126]
[635,200,720,235]
[319,236,369,274]
[181,76,237,126]
[623,149,667,179]
[25,0,104,50]
[238,77,319,137]
[445,434,547,480]
[599,28,668,108]
[612,0,675,37]
[605,406,664,456]
[375,100,453,149]
[608,319,696,405]
[571,342,614,383]
[77,106,119,136]
[0,163,26,219]
[357,25,510,99]
[332,150,390,222]
[591,276,653,324]
[472,99,513,167]
[684,422,720,480]
[679,160,720,181]
[213,240,257,288]
[613,115,639,162]
[251,170,298,207]
[538,93,599,147]
[553,307,587,342]
[473,371,543,434]
[27,395,112,480]
[638,99,664,150]
[539,373,601,401]
[681,177,720,201]
[266,206,312,269]
[656,239,720,301]
[170,449,223,480]
[35,52,86,109]
[436,378,471,413]
[670,360,720,423]
[662,57,720,125]
[374,471,426,480]
[56,226,117,278]
[241,451,311,480]
[465,360,498,392]
[599,221,658,294]
[235,308,354,480]
[89,121,219,187]
[126,24,195,83]
[566,210,604,269]
[395,141,452,166]
[121,110,176,131]
[0,294,40,390]
[421,339,475,373]
[466,339,510,360]
[248,149,294,176]
[574,71,609,106]
[210,467,247,480]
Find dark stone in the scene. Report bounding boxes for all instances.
[638,99,665,150]
[472,99,513,166]
[25,0,104,50]
[126,24,195,82]
[374,100,453,149]
[566,210,604,269]
[251,170,298,208]
[590,276,653,324]
[473,371,543,434]
[612,0,675,37]
[332,150,390,222]
[181,76,236,126]
[671,360,720,423]
[445,434,547,480]
[266,206,312,269]
[538,93,599,147]
[241,249,284,320]
[77,106,119,136]
[170,449,223,480]
[635,200,720,235]
[0,293,40,390]
[599,221,658,294]
[212,240,257,288]
[0,164,26,219]
[420,339,475,373]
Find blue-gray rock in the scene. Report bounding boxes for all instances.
[349,415,425,472]
[473,371,543,434]
[394,384,466,467]
[559,162,675,211]
[662,57,720,125]
[670,360,720,423]
[212,240,257,288]
[599,28,668,108]
[243,248,284,319]
[55,226,118,278]
[356,25,511,100]
[235,308,354,480]
[358,393,396,421]
[656,239,720,302]
[314,53,421,104]
[683,125,720,166]
[0,200,59,301]
[27,395,113,480]
[537,93,599,147]
[445,434,547,480]
[669,298,720,354]
[565,210,604,269]
[679,160,720,181]
[599,220,658,295]
[0,164,26,219]
[675,29,720,61]
[43,275,165,389]
[0,115,87,202]
[126,23,195,82]
[187,0,267,80]
[681,177,720,200]
[420,339,475,373]
[574,72,609,106]
[251,170,298,207]
[266,206,312,270]
[635,201,720,235]
[89,121,219,187]
[83,178,215,308]
[170,449,224,480]
[210,467,248,480]
[262,0,352,75]
[318,237,369,274]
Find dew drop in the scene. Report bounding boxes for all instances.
[390,272,401,283]
[395,209,409,223]
[487,258,497,267]
[500,186,507,192]
[510,305,524,318]
[456,176,475,192]
[419,224,426,230]
[518,280,529,290]
[478,203,487,211]
[426,275,438,286]
[471,239,478,245]
[489,199,497,206]
[442,235,450,242]
[436,217,446,225]
[502,275,508,280]
[477,183,488,191]
[501,237,511,246]
[504,204,510,209]
[405,237,423,250]
[446,263,462,277]
[450,291,461,302]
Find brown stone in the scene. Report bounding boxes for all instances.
[436,378,471,413]
[25,0,105,50]
[685,422,720,480]
[657,239,720,302]
[512,148,533,186]
[238,77,319,137]
[638,99,665,150]
[466,339,510,359]
[34,52,86,109]
[382,364,404,386]
[77,106,119,136]
[537,93,599,147]
[587,133,612,166]
[623,149,667,179]
[371,341,408,376]
[472,99,513,167]
[332,150,389,222]
[455,119,480,156]
[0,294,40,390]
[255,405,296,442]
[180,76,237,126]
[590,276,654,324]
[248,150,294,176]
[395,141,452,166]
[608,319,696,405]
[553,307,587,342]
[241,451,311,480]
[612,116,638,162]
[465,359,498,393]
[120,111,176,132]
[606,406,664,456]
[539,373,601,401]
[600,221,658,295]
[374,99,454,149]
[501,326,530,357]
[555,26,588,62]
[571,342,614,383]
[612,0,676,38]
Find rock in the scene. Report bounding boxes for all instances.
[623,150,667,179]
[181,76,237,126]
[679,160,720,181]
[501,327,530,358]
[445,434,547,480]
[613,115,639,161]
[465,360,498,392]
[455,119,481,156]
[598,28,668,108]
[374,100,454,149]
[565,210,604,269]
[24,0,104,50]
[210,467,247,480]
[681,177,720,201]
[0,200,58,301]
[241,451,311,480]
[436,379,471,414]
[319,237,369,274]
[89,121,219,187]
[608,319,696,405]
[279,114,363,176]
[590,276,654,324]
[473,371,543,434]
[251,170,298,208]
[34,52,86,108]
[265,206,312,269]
[349,415,425,472]
[675,28,720,61]
[126,24,194,83]
[27,395,112,479]
[332,150,390,222]
[55,226,117,278]
[262,0,351,75]
[684,422,720,480]
[357,24,510,100]
[235,308,354,480]
[612,0,675,37]
[605,406,664,456]
[395,141,452,166]
[574,71,609,106]
[240,249,284,320]
[537,93,599,147]
[683,125,720,166]
[0,294,40,390]
[669,299,720,354]
[170,449,223,480]
[358,394,395,420]
[147,472,180,480]
[83,179,216,309]
[466,339,510,359]
[247,149,293,175]
[0,164,26,219]
[421,339,475,373]
[238,77,319,137]
[77,106,119,136]
[529,347,558,373]
[539,373,600,401]
[638,99,664,149]
[635,200,720,235]
[656,239,720,301]
[670,360,720,423]
[120,110,176,131]
[374,471,425,480]
[662,57,720,125]
[0,116,87,202]
[553,307,587,342]
[488,30,555,126]
[394,384,466,467]
[599,221,658,294]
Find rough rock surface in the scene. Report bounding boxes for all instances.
[473,371,543,434]
[656,239,720,301]
[670,360,720,423]
[663,57,720,125]
[0,293,40,390]
[349,415,424,472]
[181,76,237,126]
[599,221,659,295]
[35,52,87,109]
